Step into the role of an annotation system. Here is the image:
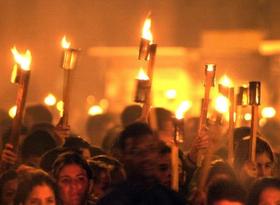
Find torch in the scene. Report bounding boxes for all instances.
[236,86,249,127]
[134,68,150,103]
[9,47,32,150]
[197,64,216,192]
[136,13,157,122]
[170,103,188,191]
[249,81,261,162]
[197,64,216,167]
[218,75,235,165]
[57,36,80,129]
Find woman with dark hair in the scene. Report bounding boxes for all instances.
[14,169,60,205]
[51,151,93,205]
[247,177,280,205]
[234,136,275,190]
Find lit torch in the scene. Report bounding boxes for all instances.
[236,85,249,127]
[9,47,32,151]
[138,13,153,60]
[218,75,235,164]
[197,64,216,192]
[134,68,150,103]
[137,13,157,122]
[57,36,80,129]
[249,81,261,163]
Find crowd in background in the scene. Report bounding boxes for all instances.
[0,104,279,205]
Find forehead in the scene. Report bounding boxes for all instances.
[256,152,273,163]
[124,134,157,149]
[59,163,87,176]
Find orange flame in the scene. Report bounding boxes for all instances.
[206,64,215,72]
[61,36,71,49]
[11,47,32,71]
[136,68,149,80]
[141,16,153,42]
[176,101,192,119]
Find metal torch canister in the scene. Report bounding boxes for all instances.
[61,48,80,69]
[249,82,261,105]
[134,79,151,103]
[138,38,151,60]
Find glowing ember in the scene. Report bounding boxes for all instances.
[9,105,17,119]
[261,107,276,118]
[61,36,71,49]
[215,95,229,113]
[11,47,32,71]
[88,105,103,116]
[136,68,149,80]
[165,89,177,100]
[244,113,252,121]
[44,94,57,106]
[219,75,232,87]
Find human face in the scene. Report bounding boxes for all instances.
[214,200,244,205]
[256,152,273,177]
[1,178,18,205]
[155,153,171,188]
[123,135,159,179]
[24,184,56,205]
[57,164,89,205]
[259,187,280,205]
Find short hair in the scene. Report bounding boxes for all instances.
[0,169,18,203]
[51,151,92,180]
[207,179,246,205]
[207,160,237,186]
[20,130,57,162]
[14,169,59,205]
[121,105,142,127]
[63,136,91,149]
[234,137,274,169]
[152,107,173,131]
[24,104,53,125]
[247,177,280,205]
[117,122,154,151]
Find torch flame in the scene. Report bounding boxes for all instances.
[44,93,57,106]
[11,47,32,71]
[141,16,153,42]
[61,36,71,49]
[214,95,229,113]
[176,100,192,119]
[206,64,215,72]
[219,75,232,87]
[261,107,276,118]
[137,68,149,80]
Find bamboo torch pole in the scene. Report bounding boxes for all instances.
[135,14,157,124]
[248,81,261,163]
[196,64,216,167]
[9,47,32,151]
[218,76,235,165]
[197,64,216,191]
[57,36,80,131]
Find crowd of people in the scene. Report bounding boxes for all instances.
[0,104,279,205]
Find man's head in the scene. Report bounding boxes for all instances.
[118,122,159,180]
[52,151,92,205]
